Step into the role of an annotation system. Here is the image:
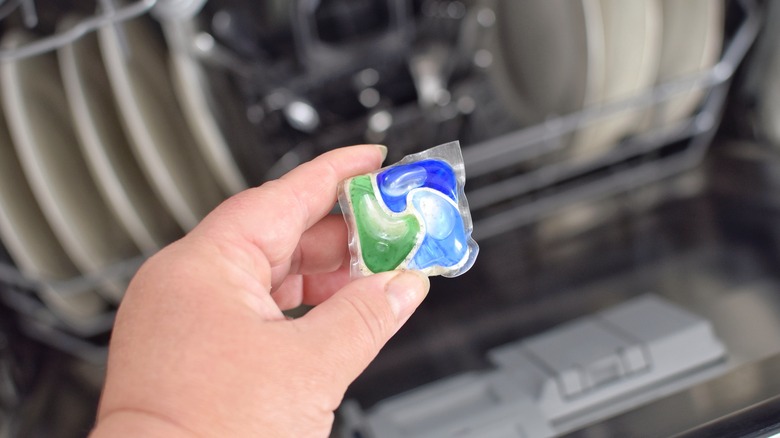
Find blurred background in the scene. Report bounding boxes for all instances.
[1,0,780,436]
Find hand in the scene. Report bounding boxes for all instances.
[91,145,430,438]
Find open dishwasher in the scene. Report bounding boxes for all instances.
[1,0,779,436]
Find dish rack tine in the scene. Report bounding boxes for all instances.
[19,0,36,28]
[0,0,156,62]
[97,0,131,60]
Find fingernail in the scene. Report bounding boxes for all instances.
[385,270,429,321]
[375,145,388,163]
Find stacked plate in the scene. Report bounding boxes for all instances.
[0,15,248,332]
[749,0,780,148]
[483,0,724,162]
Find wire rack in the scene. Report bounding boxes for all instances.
[0,0,210,362]
[466,0,761,240]
[0,0,210,61]
[0,0,763,362]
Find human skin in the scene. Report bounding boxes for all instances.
[90,145,430,437]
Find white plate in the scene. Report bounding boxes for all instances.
[654,0,723,126]
[484,0,605,125]
[570,0,663,159]
[0,97,106,326]
[755,0,780,147]
[99,17,226,231]
[58,17,182,254]
[1,31,136,304]
[163,19,248,195]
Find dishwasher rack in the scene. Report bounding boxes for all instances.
[0,0,763,362]
[467,0,761,240]
[0,0,202,62]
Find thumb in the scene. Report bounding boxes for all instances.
[299,270,430,390]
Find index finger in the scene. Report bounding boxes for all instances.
[195,145,386,266]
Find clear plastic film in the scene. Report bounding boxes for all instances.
[338,141,479,278]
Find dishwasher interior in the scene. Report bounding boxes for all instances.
[1,0,780,436]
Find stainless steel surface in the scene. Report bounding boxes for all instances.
[566,353,780,437]
[344,240,780,434]
[345,295,734,437]
[551,273,780,435]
